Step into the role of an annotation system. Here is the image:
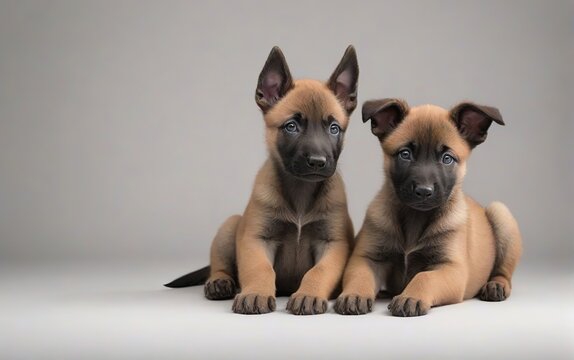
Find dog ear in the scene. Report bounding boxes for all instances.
[255,46,294,113]
[328,45,359,115]
[450,102,505,148]
[362,98,409,140]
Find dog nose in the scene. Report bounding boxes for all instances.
[414,184,434,199]
[306,155,327,169]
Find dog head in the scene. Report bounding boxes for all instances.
[255,46,359,182]
[362,99,504,211]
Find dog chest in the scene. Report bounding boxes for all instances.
[375,241,450,294]
[260,219,331,294]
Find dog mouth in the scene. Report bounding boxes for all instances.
[283,160,336,182]
[406,201,442,211]
[291,172,331,182]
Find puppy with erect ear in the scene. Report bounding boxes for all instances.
[335,98,522,316]
[165,46,358,315]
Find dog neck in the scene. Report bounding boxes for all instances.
[270,158,331,216]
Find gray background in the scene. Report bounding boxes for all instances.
[0,1,572,359]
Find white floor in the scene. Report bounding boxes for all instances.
[1,262,572,360]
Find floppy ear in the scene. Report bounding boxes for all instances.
[255,46,294,113]
[327,45,359,115]
[450,102,505,148]
[362,98,409,140]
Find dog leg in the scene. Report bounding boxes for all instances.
[286,239,350,315]
[232,221,277,314]
[204,215,240,300]
[480,202,523,301]
[388,263,466,317]
[334,252,381,315]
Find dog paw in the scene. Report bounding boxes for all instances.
[388,296,429,317]
[479,281,507,302]
[204,278,237,300]
[232,293,276,314]
[286,293,328,315]
[334,294,374,315]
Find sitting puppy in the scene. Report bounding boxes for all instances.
[165,46,358,315]
[335,98,522,316]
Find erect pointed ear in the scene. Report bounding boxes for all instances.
[327,45,359,115]
[450,102,505,148]
[255,46,294,113]
[362,98,409,141]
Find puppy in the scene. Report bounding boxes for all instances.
[335,98,522,316]
[165,46,358,315]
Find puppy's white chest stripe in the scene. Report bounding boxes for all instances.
[402,242,425,256]
[296,217,302,246]
[403,254,409,274]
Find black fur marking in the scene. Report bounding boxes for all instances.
[304,219,331,242]
[364,214,452,295]
[276,114,344,181]
[380,241,451,295]
[259,219,295,242]
[257,156,341,296]
[405,243,450,279]
[390,140,457,211]
[273,219,334,296]
[276,171,330,214]
[257,211,336,296]
[369,249,404,265]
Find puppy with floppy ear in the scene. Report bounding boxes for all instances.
[335,98,522,316]
[165,46,358,315]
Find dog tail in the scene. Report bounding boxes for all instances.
[164,265,210,288]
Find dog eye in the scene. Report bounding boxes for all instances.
[284,121,298,133]
[329,124,341,135]
[442,154,455,165]
[399,149,412,160]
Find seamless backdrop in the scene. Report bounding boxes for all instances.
[0,1,572,359]
[0,0,572,267]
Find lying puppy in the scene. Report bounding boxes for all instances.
[165,46,358,315]
[335,99,522,316]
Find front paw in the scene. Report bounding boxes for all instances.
[286,293,328,315]
[334,294,374,315]
[232,293,276,314]
[388,296,430,317]
[479,281,508,302]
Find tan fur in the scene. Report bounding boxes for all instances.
[336,102,522,316]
